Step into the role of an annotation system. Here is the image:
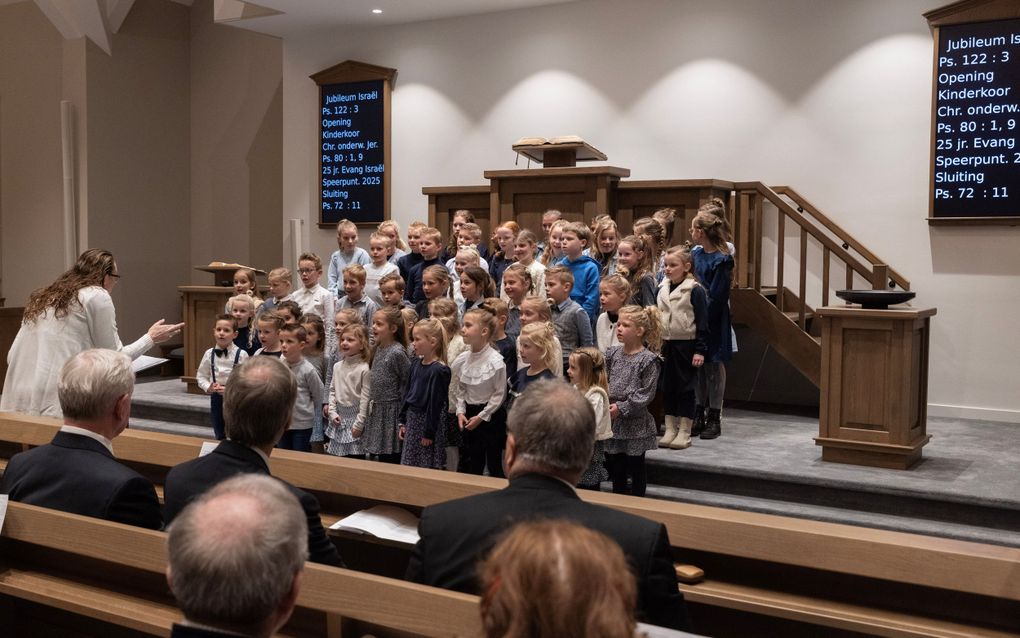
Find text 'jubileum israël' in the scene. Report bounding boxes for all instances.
[933,21,1020,216]
[320,80,385,222]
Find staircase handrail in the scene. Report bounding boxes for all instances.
[733,182,880,289]
[771,186,909,291]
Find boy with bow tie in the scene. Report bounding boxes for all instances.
[197,315,249,440]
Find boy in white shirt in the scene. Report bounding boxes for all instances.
[364,232,399,307]
[278,323,324,452]
[290,252,336,357]
[327,218,370,297]
[196,315,249,440]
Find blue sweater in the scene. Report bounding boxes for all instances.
[563,254,601,322]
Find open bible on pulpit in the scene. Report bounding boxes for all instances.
[512,135,607,167]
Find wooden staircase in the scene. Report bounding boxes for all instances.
[728,184,909,388]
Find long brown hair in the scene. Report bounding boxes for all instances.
[24,249,116,322]
[479,520,638,638]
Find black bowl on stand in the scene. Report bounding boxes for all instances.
[835,289,916,310]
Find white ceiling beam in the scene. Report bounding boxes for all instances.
[34,0,112,54]
[105,0,136,33]
[213,0,282,23]
[32,0,82,39]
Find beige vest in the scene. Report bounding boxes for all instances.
[657,277,699,340]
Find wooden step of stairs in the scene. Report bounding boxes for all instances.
[730,287,822,387]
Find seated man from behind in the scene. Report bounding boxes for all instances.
[167,474,306,638]
[1,348,161,529]
[407,379,690,631]
[163,356,343,567]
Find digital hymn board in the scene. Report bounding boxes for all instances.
[311,61,396,227]
[930,13,1020,225]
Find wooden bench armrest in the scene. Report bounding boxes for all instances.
[0,569,179,637]
[680,580,1017,638]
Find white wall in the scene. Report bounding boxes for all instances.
[0,3,67,306]
[280,0,1018,421]
[190,0,282,278]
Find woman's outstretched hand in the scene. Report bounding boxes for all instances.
[147,319,185,343]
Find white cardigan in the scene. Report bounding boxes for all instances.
[0,286,153,418]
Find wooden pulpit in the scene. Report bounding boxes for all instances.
[814,304,936,469]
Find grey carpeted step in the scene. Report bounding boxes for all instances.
[642,483,1020,548]
[130,378,211,427]
[129,418,214,440]
[643,410,1020,546]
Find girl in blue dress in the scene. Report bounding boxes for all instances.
[399,318,451,469]
[689,207,735,440]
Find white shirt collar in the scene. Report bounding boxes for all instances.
[248,444,271,466]
[60,425,115,455]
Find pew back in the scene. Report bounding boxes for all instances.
[2,413,1019,637]
[0,501,483,637]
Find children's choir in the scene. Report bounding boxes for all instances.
[199,208,735,492]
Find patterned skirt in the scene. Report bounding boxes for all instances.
[362,399,402,456]
[444,411,462,448]
[324,404,364,457]
[400,408,447,469]
[578,440,608,488]
[603,435,657,456]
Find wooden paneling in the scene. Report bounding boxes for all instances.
[484,166,629,230]
[178,286,236,394]
[422,186,489,244]
[816,306,935,469]
[616,180,733,242]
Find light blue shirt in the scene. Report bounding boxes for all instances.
[327,247,370,297]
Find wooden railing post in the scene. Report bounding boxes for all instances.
[872,264,889,290]
[776,210,785,312]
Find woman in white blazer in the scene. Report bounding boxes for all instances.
[1,249,183,418]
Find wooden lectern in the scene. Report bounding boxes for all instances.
[814,304,936,470]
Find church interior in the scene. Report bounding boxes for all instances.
[0,0,1018,636]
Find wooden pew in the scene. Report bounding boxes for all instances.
[2,413,1019,637]
[0,501,482,637]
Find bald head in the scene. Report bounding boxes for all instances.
[167,475,307,637]
[223,356,296,447]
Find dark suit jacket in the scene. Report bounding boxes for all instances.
[163,440,343,567]
[1,431,162,530]
[406,472,690,631]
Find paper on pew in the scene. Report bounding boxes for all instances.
[331,505,420,545]
[0,495,7,533]
[132,355,168,374]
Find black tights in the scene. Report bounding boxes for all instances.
[375,453,401,464]
[607,453,647,497]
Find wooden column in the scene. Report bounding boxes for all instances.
[815,305,936,470]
